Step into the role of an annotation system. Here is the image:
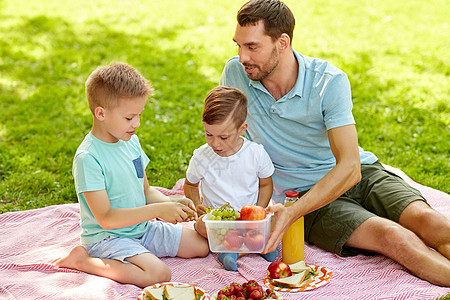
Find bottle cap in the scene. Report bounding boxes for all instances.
[285,190,299,198]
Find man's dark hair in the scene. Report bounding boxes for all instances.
[237,0,295,44]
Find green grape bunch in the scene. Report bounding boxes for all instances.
[211,228,229,245]
[207,202,239,221]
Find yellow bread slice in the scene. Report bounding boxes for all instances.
[295,276,314,288]
[272,270,308,288]
[288,261,311,273]
[144,286,165,300]
[163,285,196,300]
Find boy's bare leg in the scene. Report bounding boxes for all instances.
[176,227,210,258]
[346,216,450,286]
[54,246,171,288]
[399,200,450,259]
[54,245,87,270]
[193,215,208,239]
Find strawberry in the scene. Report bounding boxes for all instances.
[230,282,243,293]
[229,284,236,295]
[249,289,263,300]
[220,286,233,297]
[243,281,259,296]
[265,288,277,299]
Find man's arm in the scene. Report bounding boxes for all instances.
[256,176,273,208]
[264,124,361,252]
[295,124,361,216]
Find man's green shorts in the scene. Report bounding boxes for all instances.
[303,161,426,257]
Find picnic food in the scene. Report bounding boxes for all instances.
[267,261,292,279]
[204,205,272,253]
[288,260,310,273]
[164,284,196,299]
[268,261,317,288]
[238,204,266,221]
[271,270,313,288]
[207,203,239,221]
[222,229,244,251]
[216,280,277,299]
[144,286,165,300]
[243,229,265,250]
[143,284,197,300]
[282,191,305,264]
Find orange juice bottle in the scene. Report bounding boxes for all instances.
[282,191,305,264]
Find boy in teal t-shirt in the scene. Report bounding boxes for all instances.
[55,62,209,288]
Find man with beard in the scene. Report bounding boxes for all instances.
[220,0,450,286]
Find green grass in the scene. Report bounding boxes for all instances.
[0,0,448,214]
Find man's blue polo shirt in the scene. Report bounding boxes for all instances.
[220,50,377,202]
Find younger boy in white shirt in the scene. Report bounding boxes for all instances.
[184,86,277,271]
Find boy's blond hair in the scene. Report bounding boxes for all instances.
[202,86,247,129]
[85,62,153,114]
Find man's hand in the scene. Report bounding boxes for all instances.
[262,204,296,253]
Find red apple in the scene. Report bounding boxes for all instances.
[239,205,266,221]
[267,261,292,279]
[222,230,244,251]
[243,229,265,251]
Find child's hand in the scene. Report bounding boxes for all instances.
[176,197,197,221]
[155,202,196,224]
[196,204,208,216]
[168,195,197,221]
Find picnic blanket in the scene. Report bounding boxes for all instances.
[1,165,449,300]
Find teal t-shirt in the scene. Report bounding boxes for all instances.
[73,133,150,245]
[220,50,378,202]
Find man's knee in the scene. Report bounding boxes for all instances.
[414,207,440,228]
[379,224,414,248]
[364,221,419,255]
[401,201,449,238]
[346,217,414,254]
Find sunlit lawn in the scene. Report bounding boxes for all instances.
[0,0,448,213]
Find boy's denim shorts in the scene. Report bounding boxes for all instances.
[84,221,183,262]
[303,161,426,257]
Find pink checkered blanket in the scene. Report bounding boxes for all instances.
[1,166,449,299]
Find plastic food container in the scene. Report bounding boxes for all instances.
[204,213,273,253]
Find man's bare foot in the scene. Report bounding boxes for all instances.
[54,245,89,270]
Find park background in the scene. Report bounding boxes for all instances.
[0,0,448,214]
